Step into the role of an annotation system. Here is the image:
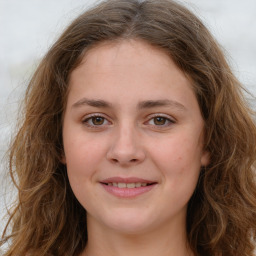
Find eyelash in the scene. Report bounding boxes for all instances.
[82,114,111,128]
[146,114,175,127]
[82,113,175,129]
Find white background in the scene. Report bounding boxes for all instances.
[0,0,256,237]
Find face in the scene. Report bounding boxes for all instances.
[62,40,209,235]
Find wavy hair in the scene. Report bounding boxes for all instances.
[1,0,256,255]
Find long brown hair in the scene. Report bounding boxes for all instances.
[1,0,256,255]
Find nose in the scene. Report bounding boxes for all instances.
[106,125,146,166]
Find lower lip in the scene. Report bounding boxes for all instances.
[101,183,157,198]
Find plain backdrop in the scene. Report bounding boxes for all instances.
[0,0,256,236]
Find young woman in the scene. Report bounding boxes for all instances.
[1,0,256,255]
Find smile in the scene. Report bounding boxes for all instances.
[104,182,154,188]
[100,177,158,198]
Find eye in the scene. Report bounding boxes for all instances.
[90,116,105,125]
[147,115,175,127]
[82,114,111,128]
[151,117,168,125]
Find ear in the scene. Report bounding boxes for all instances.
[60,152,66,164]
[200,150,210,167]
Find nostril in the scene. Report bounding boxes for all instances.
[111,158,137,164]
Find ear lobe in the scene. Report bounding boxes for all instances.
[201,151,210,167]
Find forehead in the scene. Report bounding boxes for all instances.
[67,39,198,112]
[78,39,172,68]
[69,39,191,89]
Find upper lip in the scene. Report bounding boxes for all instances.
[100,177,157,184]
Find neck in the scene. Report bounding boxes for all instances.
[81,215,194,256]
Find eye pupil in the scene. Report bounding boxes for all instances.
[154,117,166,125]
[92,117,104,125]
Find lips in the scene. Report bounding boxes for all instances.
[105,182,149,188]
[100,177,158,198]
[101,177,156,183]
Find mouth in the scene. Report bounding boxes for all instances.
[99,177,158,198]
[101,182,157,188]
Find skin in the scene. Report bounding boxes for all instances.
[62,39,209,256]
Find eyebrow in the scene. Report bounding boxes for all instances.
[137,99,186,111]
[72,98,186,111]
[72,98,112,108]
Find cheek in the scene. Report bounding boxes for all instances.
[150,134,202,189]
[64,135,107,183]
[64,137,106,208]
[145,135,202,218]
[154,136,202,167]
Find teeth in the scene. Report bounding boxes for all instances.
[118,183,126,188]
[107,182,149,188]
[127,183,135,188]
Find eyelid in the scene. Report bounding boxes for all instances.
[81,112,176,128]
[145,113,176,127]
[146,113,176,121]
[82,113,112,128]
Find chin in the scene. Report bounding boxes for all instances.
[100,209,157,235]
